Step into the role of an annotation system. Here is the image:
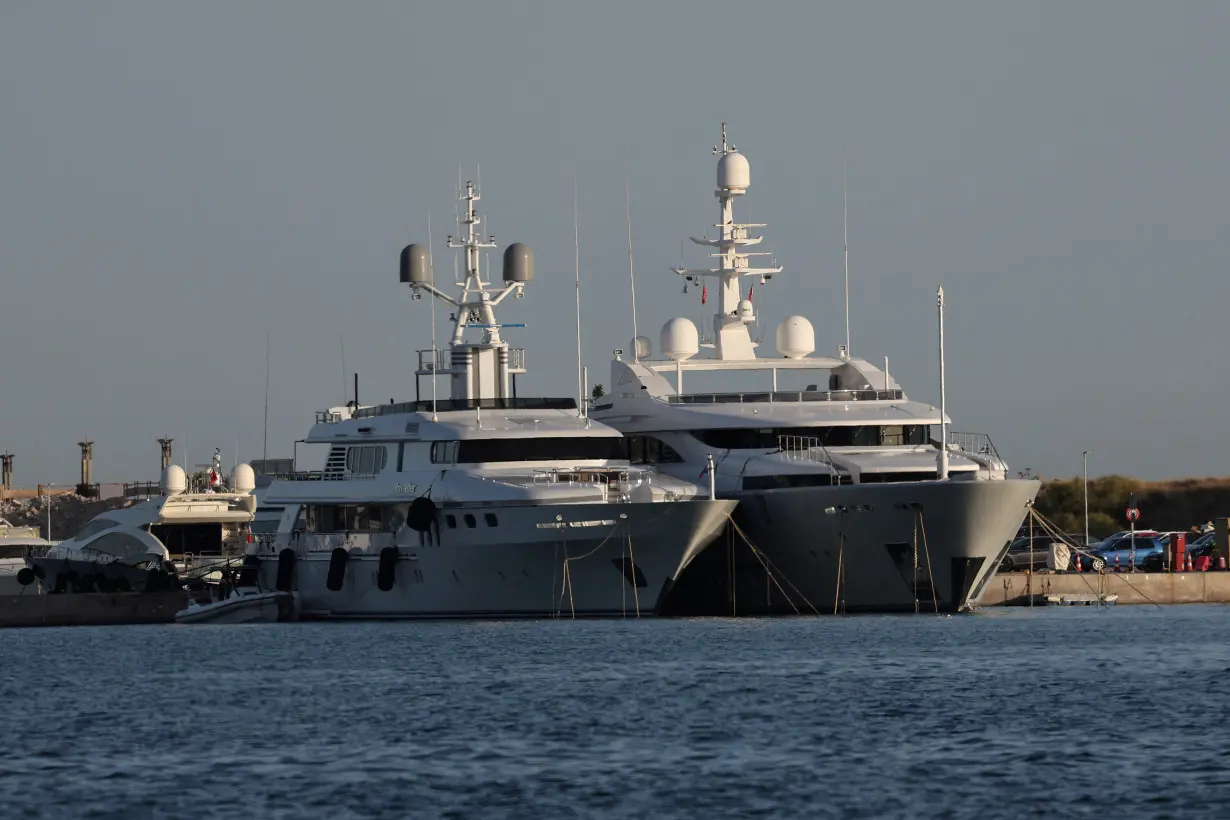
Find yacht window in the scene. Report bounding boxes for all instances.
[431,441,459,464]
[464,514,477,529]
[485,513,498,527]
[250,520,280,535]
[397,443,405,472]
[83,532,155,560]
[0,544,30,559]
[627,436,683,465]
[742,474,848,490]
[76,519,121,540]
[694,425,930,450]
[445,514,457,529]
[455,437,626,463]
[346,446,388,475]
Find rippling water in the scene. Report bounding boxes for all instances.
[3,606,1229,819]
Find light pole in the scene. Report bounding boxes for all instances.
[44,482,55,542]
[1082,450,1093,547]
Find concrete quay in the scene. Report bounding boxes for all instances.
[0,591,188,628]
[980,571,1230,607]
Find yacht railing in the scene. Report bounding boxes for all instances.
[665,388,904,405]
[415,348,526,373]
[776,436,841,480]
[945,431,1002,461]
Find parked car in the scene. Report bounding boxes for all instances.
[1079,532,1163,571]
[999,534,1082,572]
[1142,532,1217,571]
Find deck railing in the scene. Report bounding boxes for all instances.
[665,388,904,405]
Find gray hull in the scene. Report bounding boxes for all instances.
[257,500,736,618]
[663,479,1039,615]
[25,556,173,594]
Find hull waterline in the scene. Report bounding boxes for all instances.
[660,479,1039,615]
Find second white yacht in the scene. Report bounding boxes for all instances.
[592,126,1039,614]
[245,179,735,618]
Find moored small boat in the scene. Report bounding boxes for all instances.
[174,587,297,624]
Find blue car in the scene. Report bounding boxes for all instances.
[1080,532,1163,571]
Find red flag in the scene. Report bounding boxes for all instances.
[701,284,707,304]
[748,284,754,302]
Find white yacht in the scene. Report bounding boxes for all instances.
[1,518,50,594]
[24,454,258,594]
[591,126,1039,614]
[244,180,736,619]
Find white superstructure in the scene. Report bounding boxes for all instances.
[247,178,734,619]
[591,126,1039,613]
[25,458,258,594]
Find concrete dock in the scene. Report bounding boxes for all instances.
[980,571,1230,607]
[0,591,188,628]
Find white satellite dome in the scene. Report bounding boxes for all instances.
[160,464,187,496]
[660,317,699,361]
[775,315,815,359]
[737,299,755,323]
[231,462,258,494]
[632,335,652,360]
[718,151,750,193]
[231,463,257,494]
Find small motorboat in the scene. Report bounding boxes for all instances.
[174,585,297,624]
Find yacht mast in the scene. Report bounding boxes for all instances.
[400,175,533,404]
[672,123,782,360]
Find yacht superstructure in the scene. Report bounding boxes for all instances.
[1,518,49,595]
[245,179,735,618]
[24,454,258,594]
[591,126,1039,613]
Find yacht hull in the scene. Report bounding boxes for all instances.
[25,556,173,595]
[256,499,736,618]
[661,479,1039,615]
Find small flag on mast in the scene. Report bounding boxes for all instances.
[701,284,707,304]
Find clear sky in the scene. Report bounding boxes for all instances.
[1,1,1227,486]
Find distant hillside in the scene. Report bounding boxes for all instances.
[1033,476,1230,537]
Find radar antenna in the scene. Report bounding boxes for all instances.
[673,124,782,360]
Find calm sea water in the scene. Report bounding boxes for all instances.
[2,606,1229,819]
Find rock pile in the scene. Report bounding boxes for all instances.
[0,494,136,541]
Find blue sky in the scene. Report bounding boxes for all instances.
[1,1,1227,485]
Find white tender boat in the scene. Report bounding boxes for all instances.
[175,587,297,624]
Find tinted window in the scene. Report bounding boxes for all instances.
[454,437,626,463]
[694,425,928,450]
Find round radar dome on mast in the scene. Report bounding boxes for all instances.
[231,463,257,494]
[160,464,187,496]
[718,151,750,193]
[632,335,652,360]
[660,317,699,361]
[502,243,534,282]
[775,315,815,359]
[399,244,432,285]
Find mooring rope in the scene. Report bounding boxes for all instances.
[726,516,820,615]
[916,510,940,614]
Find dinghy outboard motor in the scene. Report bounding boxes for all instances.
[237,555,261,587]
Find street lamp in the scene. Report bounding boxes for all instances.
[44,482,55,542]
[1082,450,1093,547]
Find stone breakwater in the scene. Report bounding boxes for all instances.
[0,494,134,541]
